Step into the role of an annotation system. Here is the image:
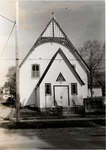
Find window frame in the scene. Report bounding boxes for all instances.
[45,83,52,95]
[71,83,78,95]
[31,64,40,78]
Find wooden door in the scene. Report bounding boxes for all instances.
[54,85,69,107]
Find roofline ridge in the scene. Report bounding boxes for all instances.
[19,17,89,73]
[53,18,67,39]
[39,18,53,38]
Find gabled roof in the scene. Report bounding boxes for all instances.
[19,17,90,74]
[35,48,85,89]
[40,17,67,38]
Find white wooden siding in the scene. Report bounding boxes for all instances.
[20,42,88,106]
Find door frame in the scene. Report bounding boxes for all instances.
[53,85,70,106]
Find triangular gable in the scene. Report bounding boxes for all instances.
[19,17,90,74]
[56,72,66,82]
[35,48,85,90]
[40,17,66,38]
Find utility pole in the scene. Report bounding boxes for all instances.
[15,0,20,122]
[0,2,20,122]
[15,21,20,122]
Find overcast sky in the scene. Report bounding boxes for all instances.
[18,0,105,58]
[0,0,15,86]
[0,0,105,87]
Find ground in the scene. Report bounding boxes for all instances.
[0,101,105,149]
[0,124,105,150]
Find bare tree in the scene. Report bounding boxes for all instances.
[79,40,104,97]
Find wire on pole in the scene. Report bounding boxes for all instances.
[0,22,16,57]
[0,14,15,23]
[0,13,20,122]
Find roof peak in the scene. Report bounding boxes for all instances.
[39,17,67,39]
[51,11,55,18]
[35,48,84,89]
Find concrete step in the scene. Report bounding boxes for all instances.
[6,117,105,129]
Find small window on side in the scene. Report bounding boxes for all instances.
[32,64,40,78]
[71,83,77,95]
[45,83,52,95]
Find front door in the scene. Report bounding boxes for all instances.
[54,85,69,107]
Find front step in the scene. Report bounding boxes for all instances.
[9,106,84,121]
[62,106,84,116]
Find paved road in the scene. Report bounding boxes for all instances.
[0,125,105,150]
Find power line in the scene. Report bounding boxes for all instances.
[0,14,15,23]
[0,22,16,57]
[0,14,16,58]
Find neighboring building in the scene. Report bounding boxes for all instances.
[95,72,105,97]
[19,17,90,111]
[0,88,3,100]
[88,76,103,97]
[0,88,2,94]
[88,87,102,97]
[2,87,10,100]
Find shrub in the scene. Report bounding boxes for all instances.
[83,96,105,113]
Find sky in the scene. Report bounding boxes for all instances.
[18,0,105,58]
[0,0,105,87]
[0,0,16,87]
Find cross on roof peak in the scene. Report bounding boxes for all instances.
[51,11,54,17]
[51,11,56,19]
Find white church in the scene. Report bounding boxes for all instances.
[19,17,90,111]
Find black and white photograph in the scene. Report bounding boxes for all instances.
[0,0,105,149]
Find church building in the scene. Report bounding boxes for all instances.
[19,17,90,111]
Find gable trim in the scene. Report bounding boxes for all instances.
[39,17,67,38]
[19,37,90,73]
[19,18,90,74]
[35,48,85,90]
